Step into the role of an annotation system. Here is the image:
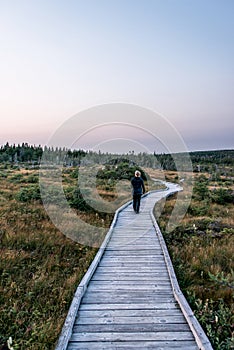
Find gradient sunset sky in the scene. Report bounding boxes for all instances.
[0,0,233,152]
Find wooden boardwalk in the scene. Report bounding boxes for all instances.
[56,183,213,350]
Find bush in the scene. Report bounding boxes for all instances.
[70,188,93,212]
[16,185,41,202]
[211,188,234,205]
[97,162,147,181]
[193,177,210,201]
[188,200,210,216]
[70,167,79,178]
[24,174,39,183]
[10,173,23,183]
[187,295,234,350]
[0,172,7,178]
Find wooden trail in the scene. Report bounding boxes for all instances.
[56,183,213,350]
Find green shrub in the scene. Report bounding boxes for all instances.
[70,167,79,178]
[97,162,147,181]
[187,295,234,350]
[193,179,210,200]
[10,173,23,183]
[70,188,93,212]
[16,185,41,202]
[188,200,210,216]
[24,174,39,183]
[211,188,233,205]
[0,172,7,178]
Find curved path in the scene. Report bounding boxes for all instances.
[56,182,213,350]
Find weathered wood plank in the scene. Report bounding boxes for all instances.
[98,263,166,268]
[99,256,165,261]
[102,253,163,257]
[105,248,163,252]
[76,309,184,318]
[92,275,170,281]
[82,296,175,304]
[84,288,173,295]
[67,340,199,350]
[100,255,165,261]
[70,331,195,342]
[88,280,171,286]
[87,284,172,291]
[102,251,163,256]
[96,266,167,271]
[73,322,191,333]
[75,315,187,325]
[79,303,179,310]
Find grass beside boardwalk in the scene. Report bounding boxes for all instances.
[154,173,234,350]
[0,166,107,349]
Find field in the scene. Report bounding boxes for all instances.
[0,151,233,349]
[0,166,101,349]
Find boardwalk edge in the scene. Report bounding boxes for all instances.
[54,199,132,350]
[150,209,214,350]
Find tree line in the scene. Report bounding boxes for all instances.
[0,142,233,171]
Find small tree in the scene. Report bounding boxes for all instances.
[193,176,210,201]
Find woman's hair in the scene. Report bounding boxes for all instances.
[135,170,141,177]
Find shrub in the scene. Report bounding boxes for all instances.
[70,188,93,212]
[0,172,7,178]
[211,188,234,205]
[70,167,79,178]
[10,173,23,183]
[16,185,41,202]
[24,174,39,183]
[187,295,234,350]
[193,179,210,201]
[97,162,147,181]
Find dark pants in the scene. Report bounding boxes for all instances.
[133,194,142,213]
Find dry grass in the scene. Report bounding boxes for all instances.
[0,166,106,349]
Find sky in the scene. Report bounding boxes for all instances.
[0,0,233,153]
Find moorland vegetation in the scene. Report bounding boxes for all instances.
[0,143,233,349]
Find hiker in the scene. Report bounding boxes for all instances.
[131,170,145,213]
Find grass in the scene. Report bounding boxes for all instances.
[0,202,98,349]
[0,166,107,349]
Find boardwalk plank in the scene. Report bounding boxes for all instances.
[92,275,170,281]
[67,341,199,350]
[82,297,175,304]
[73,323,191,332]
[87,284,172,292]
[88,280,171,286]
[75,315,187,324]
[99,256,165,262]
[70,331,195,342]
[79,303,179,311]
[76,309,184,318]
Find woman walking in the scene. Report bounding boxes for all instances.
[131,170,145,213]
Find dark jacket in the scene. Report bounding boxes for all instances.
[131,176,145,195]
